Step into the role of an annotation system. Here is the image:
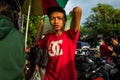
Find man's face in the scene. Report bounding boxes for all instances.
[49,12,65,31]
[98,39,104,45]
[110,38,118,46]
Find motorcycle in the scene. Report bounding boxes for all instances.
[105,55,120,80]
[75,48,110,80]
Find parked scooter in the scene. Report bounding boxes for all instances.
[75,48,110,80]
[104,55,120,80]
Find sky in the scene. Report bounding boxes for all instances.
[64,0,120,24]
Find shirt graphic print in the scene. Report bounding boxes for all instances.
[48,39,63,57]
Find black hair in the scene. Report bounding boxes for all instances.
[0,1,13,19]
[108,35,118,41]
[97,37,105,42]
[46,6,67,22]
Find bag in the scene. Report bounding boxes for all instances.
[35,47,48,69]
[30,70,41,80]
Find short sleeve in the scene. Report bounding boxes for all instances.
[66,29,80,42]
[37,34,50,49]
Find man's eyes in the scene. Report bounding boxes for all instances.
[50,17,64,20]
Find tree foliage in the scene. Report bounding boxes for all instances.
[23,15,42,45]
[83,3,120,38]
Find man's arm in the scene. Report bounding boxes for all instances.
[70,6,82,32]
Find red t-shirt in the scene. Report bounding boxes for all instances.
[100,43,110,57]
[38,30,80,80]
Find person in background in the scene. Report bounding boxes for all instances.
[26,42,37,80]
[108,36,120,55]
[98,37,113,80]
[35,6,82,80]
[108,35,120,67]
[98,37,118,62]
[98,37,113,60]
[0,1,26,80]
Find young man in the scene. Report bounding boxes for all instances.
[35,6,82,80]
[108,36,120,65]
[108,36,120,57]
[98,37,112,58]
[0,1,26,80]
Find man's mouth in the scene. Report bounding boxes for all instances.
[53,25,59,27]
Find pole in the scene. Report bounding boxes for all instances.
[25,0,31,48]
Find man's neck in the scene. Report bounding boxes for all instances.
[54,30,63,36]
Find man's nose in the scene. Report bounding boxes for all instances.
[54,18,58,23]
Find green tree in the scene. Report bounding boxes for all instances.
[83,3,120,38]
[23,15,42,46]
